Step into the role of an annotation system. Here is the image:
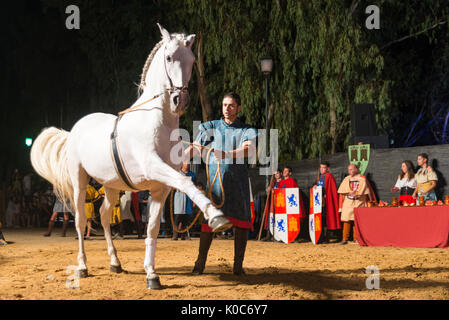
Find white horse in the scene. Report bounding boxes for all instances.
[30,24,232,289]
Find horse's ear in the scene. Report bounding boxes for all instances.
[157,23,171,41]
[185,34,196,48]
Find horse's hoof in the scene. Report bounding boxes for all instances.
[76,269,88,278]
[209,216,233,233]
[110,265,123,273]
[146,277,162,290]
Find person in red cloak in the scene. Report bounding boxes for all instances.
[279,167,307,242]
[312,162,341,243]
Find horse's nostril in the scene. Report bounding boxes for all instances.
[173,95,179,106]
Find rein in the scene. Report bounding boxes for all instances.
[169,144,226,234]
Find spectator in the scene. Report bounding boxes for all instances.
[111,192,125,240]
[11,169,22,196]
[139,190,150,235]
[44,188,72,237]
[5,196,20,228]
[172,163,195,241]
[391,160,417,205]
[131,191,144,239]
[19,196,31,228]
[413,153,438,202]
[84,183,101,240]
[29,193,41,228]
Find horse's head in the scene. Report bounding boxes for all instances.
[157,24,195,115]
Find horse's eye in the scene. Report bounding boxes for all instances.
[166,56,171,62]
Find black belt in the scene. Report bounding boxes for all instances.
[400,187,415,195]
[110,115,139,191]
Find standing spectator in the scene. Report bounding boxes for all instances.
[19,196,31,228]
[172,163,196,241]
[5,196,20,228]
[84,183,101,240]
[413,153,438,202]
[11,169,22,196]
[111,193,125,240]
[313,162,341,243]
[131,191,144,239]
[139,190,150,234]
[337,164,370,245]
[29,193,41,228]
[44,188,72,237]
[22,172,33,206]
[391,160,417,205]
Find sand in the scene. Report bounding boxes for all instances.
[0,228,448,300]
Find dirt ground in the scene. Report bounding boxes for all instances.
[0,228,448,300]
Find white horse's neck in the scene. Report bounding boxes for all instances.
[132,45,167,108]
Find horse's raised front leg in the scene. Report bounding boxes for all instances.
[147,158,232,232]
[144,185,170,290]
[99,187,122,273]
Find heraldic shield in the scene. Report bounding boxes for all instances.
[269,188,301,243]
[348,144,370,175]
[309,186,323,245]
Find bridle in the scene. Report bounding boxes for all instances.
[119,43,189,116]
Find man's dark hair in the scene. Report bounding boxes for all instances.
[320,161,330,167]
[283,166,292,173]
[223,92,241,106]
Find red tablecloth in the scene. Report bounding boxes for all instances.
[354,206,449,248]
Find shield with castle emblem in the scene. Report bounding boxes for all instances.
[348,144,370,175]
[269,188,301,243]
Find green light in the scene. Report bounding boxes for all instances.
[25,138,33,147]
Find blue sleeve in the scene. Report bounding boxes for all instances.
[194,121,215,146]
[242,127,258,143]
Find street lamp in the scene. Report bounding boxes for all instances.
[260,55,273,189]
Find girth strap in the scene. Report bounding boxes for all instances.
[110,115,139,191]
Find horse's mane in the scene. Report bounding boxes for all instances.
[138,33,189,97]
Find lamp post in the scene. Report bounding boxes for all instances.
[260,56,273,190]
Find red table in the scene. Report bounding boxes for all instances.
[354,206,449,248]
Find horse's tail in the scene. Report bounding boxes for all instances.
[30,127,74,208]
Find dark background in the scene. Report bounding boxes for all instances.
[1,0,449,191]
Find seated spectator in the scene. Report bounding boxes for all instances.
[391,160,416,205]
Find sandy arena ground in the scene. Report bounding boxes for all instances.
[0,228,448,300]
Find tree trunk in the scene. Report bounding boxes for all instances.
[329,97,337,154]
[194,33,213,122]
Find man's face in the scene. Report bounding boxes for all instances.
[348,165,357,176]
[222,97,241,122]
[283,168,291,178]
[182,162,190,172]
[319,165,328,175]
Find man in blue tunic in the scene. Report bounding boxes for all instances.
[184,92,258,275]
